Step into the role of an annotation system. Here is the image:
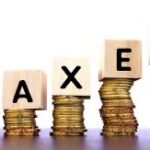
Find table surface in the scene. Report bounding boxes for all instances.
[0,129,150,150]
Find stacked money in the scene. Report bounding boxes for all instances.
[51,96,86,136]
[3,109,39,136]
[99,78,138,136]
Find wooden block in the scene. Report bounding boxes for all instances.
[99,40,142,80]
[52,58,90,98]
[3,70,47,110]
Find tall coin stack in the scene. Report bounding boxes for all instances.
[3,109,40,136]
[99,78,138,136]
[51,96,86,136]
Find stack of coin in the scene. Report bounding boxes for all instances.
[99,78,138,136]
[3,109,39,136]
[51,96,86,136]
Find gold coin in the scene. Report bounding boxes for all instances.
[53,117,84,120]
[53,100,83,104]
[53,96,84,105]
[4,109,36,118]
[53,128,86,132]
[4,126,38,130]
[4,126,39,136]
[53,111,83,115]
[5,128,39,133]
[100,84,132,89]
[4,109,35,112]
[53,114,83,118]
[53,96,84,100]
[4,115,36,119]
[100,86,132,91]
[103,78,134,83]
[101,82,133,87]
[53,125,85,128]
[100,95,131,100]
[102,115,136,119]
[100,113,134,117]
[5,132,39,136]
[4,122,36,127]
[101,99,133,103]
[101,131,135,136]
[102,103,134,107]
[50,131,84,136]
[100,107,134,113]
[100,90,130,94]
[54,106,84,109]
[52,126,86,129]
[103,126,137,132]
[103,121,138,126]
[53,103,83,107]
[4,119,35,124]
[53,121,84,125]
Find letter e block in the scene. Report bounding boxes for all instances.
[99,40,142,80]
[3,70,47,110]
[52,58,90,98]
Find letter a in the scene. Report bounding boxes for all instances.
[13,80,33,103]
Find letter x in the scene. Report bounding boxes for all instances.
[61,66,82,89]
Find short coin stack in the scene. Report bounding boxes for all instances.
[51,96,86,136]
[99,78,138,136]
[3,109,39,136]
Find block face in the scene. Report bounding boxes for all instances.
[99,40,142,80]
[3,70,47,110]
[52,58,90,98]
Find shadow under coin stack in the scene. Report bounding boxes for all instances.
[99,78,138,136]
[51,96,86,136]
[3,109,40,136]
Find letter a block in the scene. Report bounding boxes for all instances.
[52,58,90,98]
[99,40,142,80]
[3,70,47,110]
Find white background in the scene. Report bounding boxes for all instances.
[0,0,150,129]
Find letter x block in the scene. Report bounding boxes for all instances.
[99,40,142,80]
[52,58,90,98]
[3,70,47,110]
